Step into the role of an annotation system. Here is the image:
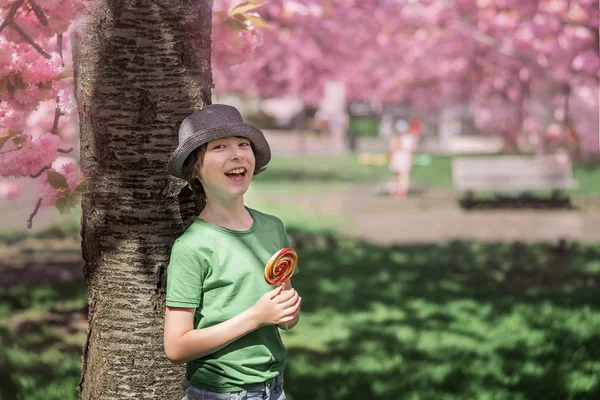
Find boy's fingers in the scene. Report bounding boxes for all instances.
[281,294,301,311]
[272,286,295,299]
[269,285,285,299]
[281,297,301,317]
[276,288,297,303]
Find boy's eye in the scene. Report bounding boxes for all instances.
[212,144,225,150]
[240,142,250,147]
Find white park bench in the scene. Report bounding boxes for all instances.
[452,155,578,208]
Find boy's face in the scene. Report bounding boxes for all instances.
[197,136,255,200]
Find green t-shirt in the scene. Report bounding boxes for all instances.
[166,207,294,392]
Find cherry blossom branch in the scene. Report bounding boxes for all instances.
[48,33,66,138]
[0,147,22,155]
[27,198,42,229]
[0,0,25,33]
[28,0,48,27]
[30,165,50,178]
[10,22,51,59]
[50,99,64,135]
[0,0,51,59]
[25,31,71,227]
[57,34,64,66]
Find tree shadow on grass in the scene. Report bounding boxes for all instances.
[285,229,600,400]
[0,318,83,400]
[286,323,598,400]
[0,282,86,400]
[0,281,87,315]
[289,230,600,314]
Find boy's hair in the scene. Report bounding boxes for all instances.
[182,141,267,211]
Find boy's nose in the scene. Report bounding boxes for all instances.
[230,147,245,160]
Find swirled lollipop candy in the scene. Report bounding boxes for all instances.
[264,248,298,286]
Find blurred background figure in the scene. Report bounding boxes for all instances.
[378,114,394,143]
[329,109,350,142]
[388,119,416,198]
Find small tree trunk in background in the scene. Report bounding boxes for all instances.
[73,1,212,398]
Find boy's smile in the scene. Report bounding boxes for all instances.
[224,167,247,182]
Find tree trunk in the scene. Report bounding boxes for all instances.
[72,1,212,398]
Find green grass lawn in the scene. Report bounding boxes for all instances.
[1,231,599,399]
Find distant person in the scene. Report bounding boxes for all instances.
[329,109,349,141]
[313,109,329,140]
[543,123,577,164]
[388,119,415,198]
[408,116,422,137]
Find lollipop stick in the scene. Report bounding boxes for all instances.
[281,282,288,333]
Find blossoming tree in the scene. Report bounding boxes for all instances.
[0,0,263,224]
[214,0,599,153]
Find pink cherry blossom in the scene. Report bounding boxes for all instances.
[20,52,63,84]
[39,161,83,206]
[0,133,61,178]
[0,104,25,132]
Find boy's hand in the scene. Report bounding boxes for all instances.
[252,283,301,327]
[278,281,301,330]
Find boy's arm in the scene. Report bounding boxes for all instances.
[164,285,300,364]
[163,305,260,365]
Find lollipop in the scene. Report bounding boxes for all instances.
[264,248,298,286]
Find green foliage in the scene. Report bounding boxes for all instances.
[348,116,380,138]
[254,155,393,184]
[573,159,600,194]
[46,170,69,191]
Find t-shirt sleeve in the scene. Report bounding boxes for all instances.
[166,239,205,308]
[280,221,290,248]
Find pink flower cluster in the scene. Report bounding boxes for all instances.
[1,0,84,42]
[0,105,25,131]
[0,0,83,126]
[0,132,61,178]
[212,12,262,69]
[0,49,63,110]
[39,161,83,206]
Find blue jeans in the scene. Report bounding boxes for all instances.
[182,375,286,400]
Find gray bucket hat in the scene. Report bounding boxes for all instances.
[167,104,271,180]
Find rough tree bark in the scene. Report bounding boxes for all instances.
[72,0,212,398]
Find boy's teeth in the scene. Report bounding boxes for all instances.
[226,168,245,174]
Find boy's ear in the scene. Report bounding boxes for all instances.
[194,161,202,181]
